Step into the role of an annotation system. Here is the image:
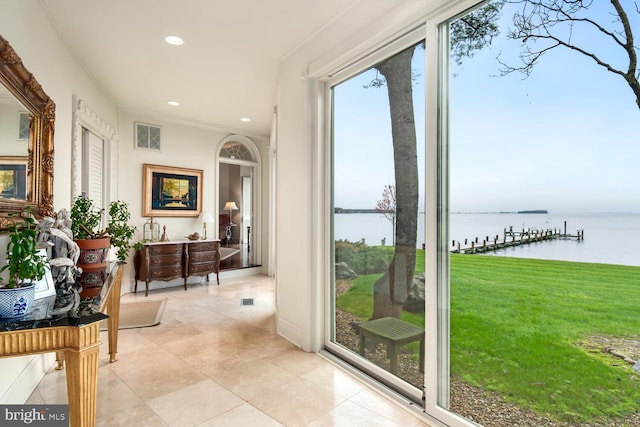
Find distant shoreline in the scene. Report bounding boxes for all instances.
[334,208,388,214]
[454,210,549,215]
[335,208,548,214]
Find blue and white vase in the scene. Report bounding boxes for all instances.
[0,283,36,319]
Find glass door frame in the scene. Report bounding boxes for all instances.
[318,0,487,425]
[322,25,428,406]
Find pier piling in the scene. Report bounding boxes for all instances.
[451,223,584,254]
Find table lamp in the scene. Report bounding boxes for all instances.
[223,201,238,226]
[199,210,214,240]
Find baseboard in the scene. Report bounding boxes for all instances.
[276,316,303,348]
[218,266,266,279]
[0,353,55,403]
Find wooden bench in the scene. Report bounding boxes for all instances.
[358,317,425,375]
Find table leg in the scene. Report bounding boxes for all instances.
[389,343,398,375]
[55,351,65,370]
[64,325,101,427]
[215,247,221,286]
[105,266,122,363]
[359,334,366,356]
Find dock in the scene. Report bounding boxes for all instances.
[451,222,583,254]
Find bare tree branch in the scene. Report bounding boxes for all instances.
[500,0,640,109]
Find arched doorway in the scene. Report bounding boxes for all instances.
[217,135,261,270]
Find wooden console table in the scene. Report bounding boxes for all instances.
[0,317,104,427]
[0,262,123,427]
[134,239,220,296]
[0,264,122,427]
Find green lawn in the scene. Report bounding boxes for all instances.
[337,250,640,424]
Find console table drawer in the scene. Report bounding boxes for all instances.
[187,242,218,252]
[149,254,182,267]
[149,244,182,256]
[188,262,216,275]
[189,251,216,263]
[149,266,183,281]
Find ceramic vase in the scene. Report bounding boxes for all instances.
[0,283,36,319]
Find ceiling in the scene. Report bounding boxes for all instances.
[40,0,355,138]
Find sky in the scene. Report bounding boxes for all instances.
[333,1,640,215]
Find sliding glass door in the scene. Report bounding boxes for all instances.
[327,35,427,402]
[443,1,640,425]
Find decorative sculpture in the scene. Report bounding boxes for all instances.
[37,209,82,316]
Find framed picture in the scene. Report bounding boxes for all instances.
[142,163,203,217]
[0,156,28,200]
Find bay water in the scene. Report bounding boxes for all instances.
[334,212,640,267]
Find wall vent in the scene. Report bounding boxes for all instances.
[135,122,162,151]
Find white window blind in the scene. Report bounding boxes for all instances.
[82,127,104,210]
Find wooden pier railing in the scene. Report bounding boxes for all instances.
[451,224,584,254]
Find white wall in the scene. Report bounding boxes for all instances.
[274,0,442,351]
[2,0,442,405]
[117,110,270,293]
[1,0,272,403]
[2,1,118,211]
[0,0,118,403]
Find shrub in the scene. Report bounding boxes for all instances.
[335,239,392,275]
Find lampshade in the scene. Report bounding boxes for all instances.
[224,201,238,211]
[199,210,214,223]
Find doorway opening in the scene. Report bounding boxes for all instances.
[217,135,261,270]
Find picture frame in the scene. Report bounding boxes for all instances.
[0,156,28,200]
[142,163,203,217]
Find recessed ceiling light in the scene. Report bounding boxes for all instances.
[167,100,180,106]
[240,117,251,122]
[165,36,184,46]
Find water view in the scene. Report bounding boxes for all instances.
[334,212,640,267]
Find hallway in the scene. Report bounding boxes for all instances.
[27,275,430,426]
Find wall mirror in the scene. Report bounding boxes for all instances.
[0,34,55,229]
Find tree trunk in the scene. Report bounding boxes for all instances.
[371,46,419,320]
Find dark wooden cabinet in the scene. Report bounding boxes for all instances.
[186,241,218,277]
[134,240,220,296]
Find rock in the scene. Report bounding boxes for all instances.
[335,262,357,280]
[405,273,425,313]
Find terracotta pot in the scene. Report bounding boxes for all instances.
[75,237,110,298]
[78,285,103,299]
[75,237,111,268]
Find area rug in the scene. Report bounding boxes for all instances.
[219,247,240,261]
[100,298,167,330]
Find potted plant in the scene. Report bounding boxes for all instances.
[107,201,137,262]
[70,196,136,297]
[0,212,49,318]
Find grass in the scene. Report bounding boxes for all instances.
[336,249,640,424]
[451,254,640,423]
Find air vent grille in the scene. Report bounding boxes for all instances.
[135,122,162,151]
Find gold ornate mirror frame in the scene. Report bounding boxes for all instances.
[0,34,55,228]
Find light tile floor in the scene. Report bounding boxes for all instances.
[27,275,432,426]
